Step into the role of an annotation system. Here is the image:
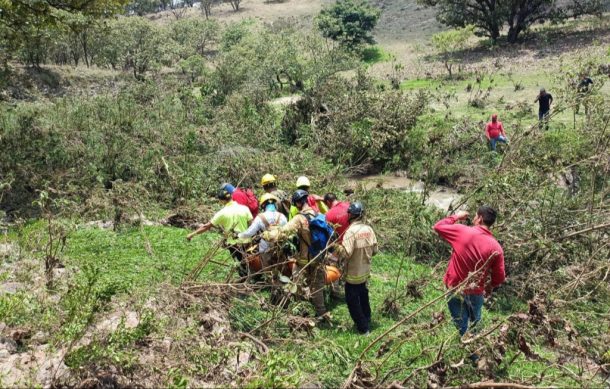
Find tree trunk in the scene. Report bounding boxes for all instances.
[82,31,90,67]
[490,25,500,43]
[507,25,522,43]
[228,0,240,11]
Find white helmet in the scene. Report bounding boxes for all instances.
[296,176,311,188]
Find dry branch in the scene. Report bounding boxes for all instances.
[445,382,558,389]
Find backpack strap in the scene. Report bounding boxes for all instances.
[259,212,281,229]
[259,213,270,229]
[270,212,281,226]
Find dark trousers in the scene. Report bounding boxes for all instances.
[345,282,371,333]
[538,110,550,130]
[228,245,247,277]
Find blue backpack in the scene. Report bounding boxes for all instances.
[302,213,335,260]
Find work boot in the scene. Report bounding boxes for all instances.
[316,312,332,327]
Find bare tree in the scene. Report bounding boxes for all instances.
[201,0,214,18]
[171,5,188,19]
[226,0,241,11]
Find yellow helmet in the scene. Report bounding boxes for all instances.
[261,174,277,186]
[296,176,311,188]
[259,193,279,207]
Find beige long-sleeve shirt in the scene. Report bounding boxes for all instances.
[338,221,378,284]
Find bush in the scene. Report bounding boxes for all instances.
[315,0,381,50]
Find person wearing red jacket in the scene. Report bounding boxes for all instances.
[323,193,350,243]
[485,114,508,151]
[324,192,351,300]
[433,206,506,336]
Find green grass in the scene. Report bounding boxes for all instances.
[401,69,603,131]
[0,222,598,387]
[401,78,441,90]
[361,45,392,65]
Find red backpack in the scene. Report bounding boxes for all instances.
[233,188,259,217]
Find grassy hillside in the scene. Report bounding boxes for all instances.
[2,205,602,387]
[1,4,609,388]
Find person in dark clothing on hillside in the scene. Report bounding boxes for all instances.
[535,88,553,130]
[575,74,593,115]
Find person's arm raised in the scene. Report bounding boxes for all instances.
[433,211,469,244]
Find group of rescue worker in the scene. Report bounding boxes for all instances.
[186,174,505,338]
[186,174,378,334]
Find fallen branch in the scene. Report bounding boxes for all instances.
[557,222,610,241]
[342,253,498,389]
[461,321,504,344]
[239,332,269,354]
[445,382,558,389]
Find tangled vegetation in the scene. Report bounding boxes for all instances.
[0,1,609,387]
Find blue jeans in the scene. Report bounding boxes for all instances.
[489,135,508,151]
[447,294,484,336]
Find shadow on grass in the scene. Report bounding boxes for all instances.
[361,46,389,64]
[423,22,609,65]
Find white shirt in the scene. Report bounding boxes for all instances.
[238,211,287,253]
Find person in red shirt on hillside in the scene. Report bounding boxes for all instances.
[485,114,509,151]
[221,183,258,218]
[323,193,350,243]
[433,206,506,336]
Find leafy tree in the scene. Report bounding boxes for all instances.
[430,25,474,78]
[315,0,381,49]
[220,20,253,51]
[170,18,220,58]
[179,55,208,83]
[505,0,602,43]
[418,0,604,43]
[0,0,128,66]
[126,0,162,15]
[100,17,177,79]
[418,0,503,42]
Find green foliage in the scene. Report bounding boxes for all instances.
[302,76,429,171]
[64,310,155,370]
[126,0,164,15]
[0,0,129,66]
[430,25,474,77]
[315,0,381,49]
[105,17,177,80]
[220,19,254,52]
[418,0,604,43]
[247,351,303,388]
[360,45,389,64]
[170,18,220,58]
[179,55,208,83]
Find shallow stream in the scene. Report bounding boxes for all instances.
[349,174,463,211]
